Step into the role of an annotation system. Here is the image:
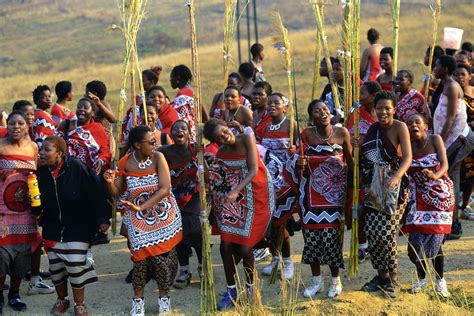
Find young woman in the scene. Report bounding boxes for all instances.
[11,100,54,295]
[203,118,273,310]
[347,81,381,262]
[292,100,352,298]
[120,99,172,157]
[159,120,202,289]
[361,28,383,82]
[377,47,395,91]
[32,85,57,147]
[402,114,454,298]
[251,81,273,142]
[222,86,253,136]
[36,136,110,316]
[11,100,35,140]
[56,98,111,175]
[209,73,252,121]
[320,60,345,124]
[120,67,163,141]
[259,93,297,280]
[250,43,266,82]
[146,86,180,135]
[51,81,75,123]
[454,64,474,220]
[238,62,255,99]
[104,126,182,316]
[361,90,412,298]
[394,70,430,124]
[170,64,208,141]
[433,55,474,239]
[0,112,39,313]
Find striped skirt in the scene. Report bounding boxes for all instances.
[47,241,98,289]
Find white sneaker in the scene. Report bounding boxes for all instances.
[303,275,324,298]
[262,256,279,276]
[327,276,342,298]
[282,258,294,280]
[27,278,55,295]
[412,278,427,293]
[130,297,145,316]
[461,206,474,220]
[253,248,271,262]
[435,278,449,298]
[158,296,171,315]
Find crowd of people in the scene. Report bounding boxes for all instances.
[0,28,473,316]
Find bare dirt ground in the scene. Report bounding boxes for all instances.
[5,217,474,315]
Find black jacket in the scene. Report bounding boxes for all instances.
[35,156,111,242]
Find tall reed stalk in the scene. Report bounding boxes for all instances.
[109,0,148,234]
[391,0,401,75]
[223,0,238,88]
[186,0,217,313]
[309,1,342,113]
[269,11,296,284]
[271,12,295,148]
[311,4,324,100]
[348,0,361,279]
[422,0,441,101]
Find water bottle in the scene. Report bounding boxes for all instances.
[27,172,41,207]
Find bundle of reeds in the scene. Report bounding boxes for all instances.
[223,0,239,88]
[422,0,442,101]
[271,12,295,146]
[391,0,401,75]
[269,11,296,285]
[311,4,324,101]
[309,1,342,113]
[186,0,217,313]
[349,0,362,279]
[109,0,148,234]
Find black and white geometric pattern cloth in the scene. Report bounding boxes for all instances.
[302,228,344,268]
[364,198,407,273]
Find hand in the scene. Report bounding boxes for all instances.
[103,169,116,184]
[0,216,8,238]
[227,120,243,133]
[98,224,110,233]
[386,175,401,188]
[288,145,296,156]
[296,156,307,168]
[351,136,360,147]
[225,190,239,203]
[87,92,101,104]
[194,143,203,153]
[120,200,142,213]
[421,169,436,180]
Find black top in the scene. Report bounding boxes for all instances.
[35,156,111,243]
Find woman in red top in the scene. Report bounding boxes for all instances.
[51,81,75,124]
[204,118,273,310]
[377,47,395,91]
[32,85,57,148]
[251,81,273,142]
[56,98,111,174]
[170,65,208,141]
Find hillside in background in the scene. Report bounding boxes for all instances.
[0,0,472,115]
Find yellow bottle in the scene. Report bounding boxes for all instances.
[27,172,41,207]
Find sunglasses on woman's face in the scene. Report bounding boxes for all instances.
[141,139,157,146]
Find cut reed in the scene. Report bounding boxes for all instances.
[422,0,442,101]
[390,0,401,75]
[186,0,217,313]
[309,0,342,113]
